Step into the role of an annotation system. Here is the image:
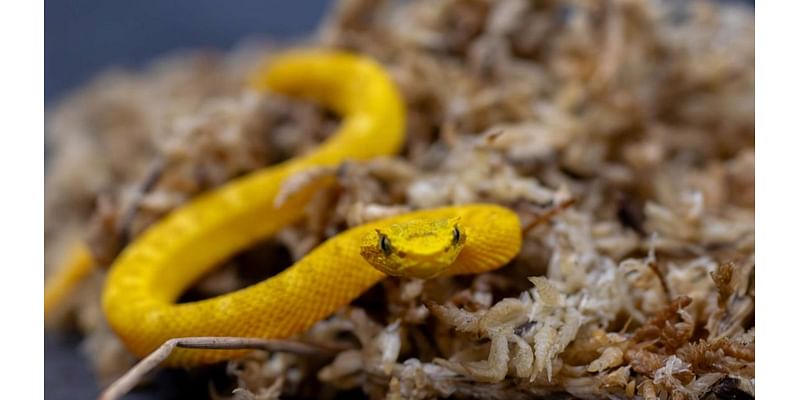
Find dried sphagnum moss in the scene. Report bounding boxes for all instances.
[45,0,754,398]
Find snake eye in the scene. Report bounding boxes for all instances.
[452,225,461,245]
[379,234,392,255]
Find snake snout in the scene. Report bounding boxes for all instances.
[359,218,466,279]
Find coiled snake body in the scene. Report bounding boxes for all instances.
[101,50,522,367]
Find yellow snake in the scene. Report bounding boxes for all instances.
[81,50,523,367]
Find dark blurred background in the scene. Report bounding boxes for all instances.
[44,0,752,399]
[45,0,331,104]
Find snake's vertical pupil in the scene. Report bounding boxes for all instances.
[379,234,392,255]
[452,225,461,245]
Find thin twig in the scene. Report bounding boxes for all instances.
[647,259,672,302]
[521,198,576,235]
[117,157,167,246]
[98,336,333,400]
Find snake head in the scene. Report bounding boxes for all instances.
[359,217,466,279]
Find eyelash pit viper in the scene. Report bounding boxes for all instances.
[85,49,524,367]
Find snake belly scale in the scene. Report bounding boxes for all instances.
[102,50,522,367]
